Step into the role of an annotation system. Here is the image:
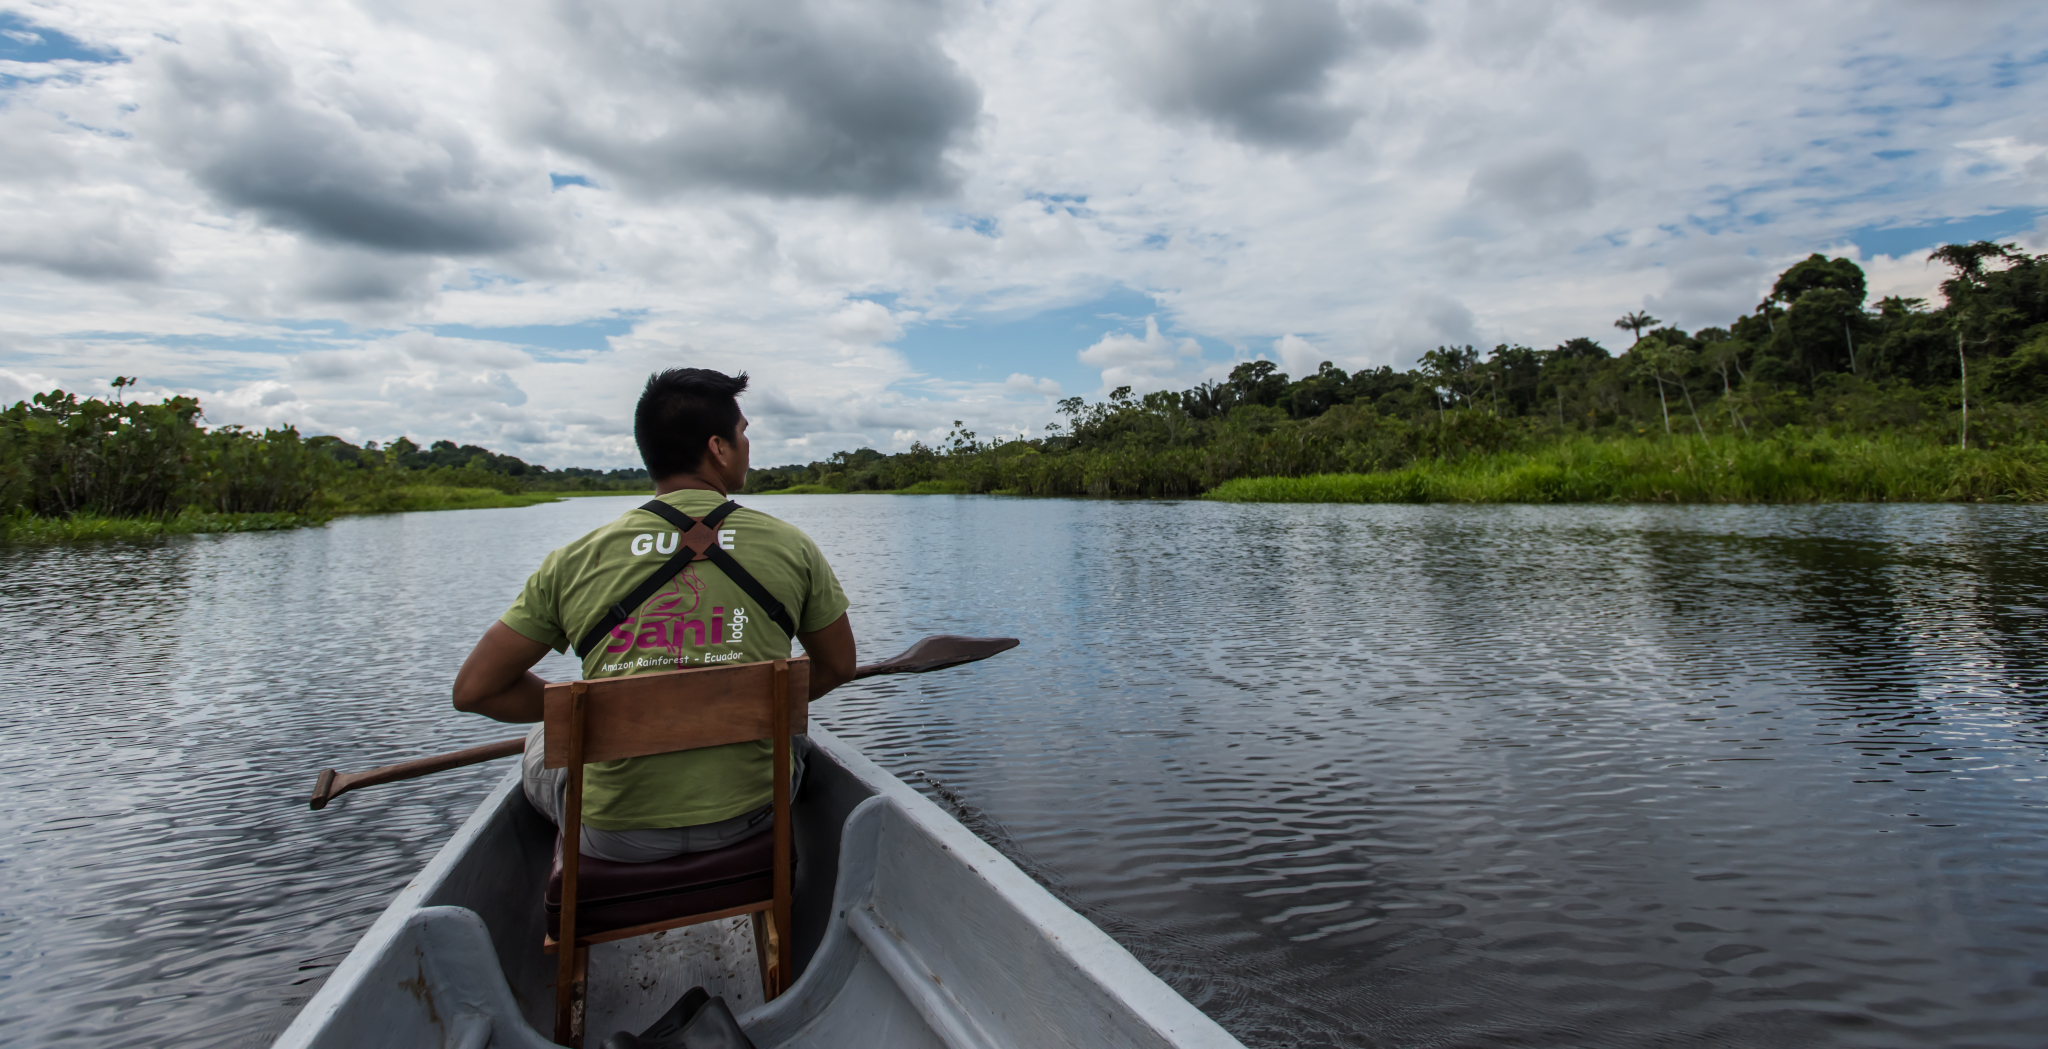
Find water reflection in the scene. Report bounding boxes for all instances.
[2,499,2044,1047]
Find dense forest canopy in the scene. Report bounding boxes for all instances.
[746,241,2048,496]
[306,434,652,489]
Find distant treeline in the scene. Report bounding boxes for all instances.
[0,384,651,530]
[745,241,2048,498]
[309,435,653,494]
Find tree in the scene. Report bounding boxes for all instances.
[1654,339,1712,440]
[1784,287,1868,378]
[1486,344,1543,417]
[1765,253,1867,308]
[1225,360,1288,408]
[1419,345,1480,419]
[946,420,979,455]
[1614,311,1661,345]
[1551,337,1609,361]
[1930,241,2021,288]
[1630,335,1711,438]
[1989,332,2048,401]
[1701,336,1752,436]
[1179,380,1230,420]
[1930,241,2042,357]
[383,436,423,468]
[1140,389,1193,443]
[1930,242,2032,450]
[1284,361,1351,418]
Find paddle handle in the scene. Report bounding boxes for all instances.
[309,735,526,810]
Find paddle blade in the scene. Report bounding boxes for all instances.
[852,635,1019,679]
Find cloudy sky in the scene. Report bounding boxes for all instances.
[2,0,2044,467]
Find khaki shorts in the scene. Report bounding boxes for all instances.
[520,725,805,864]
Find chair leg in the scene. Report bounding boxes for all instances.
[750,910,783,1000]
[553,945,589,1048]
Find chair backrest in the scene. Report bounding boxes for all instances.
[541,656,812,768]
[544,655,812,1043]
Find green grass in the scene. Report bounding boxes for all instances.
[5,486,577,545]
[884,479,975,494]
[752,483,844,495]
[754,480,983,496]
[0,508,328,544]
[1205,434,2048,505]
[329,486,565,514]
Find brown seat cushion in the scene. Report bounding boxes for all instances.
[545,828,776,940]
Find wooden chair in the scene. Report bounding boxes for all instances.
[542,656,809,1047]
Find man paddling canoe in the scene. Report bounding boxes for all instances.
[449,367,856,862]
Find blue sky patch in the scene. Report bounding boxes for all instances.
[890,286,1172,393]
[0,12,118,64]
[72,330,322,356]
[429,314,639,356]
[1848,207,2047,260]
[1029,193,1092,217]
[1990,48,2048,89]
[549,173,593,190]
[942,213,999,236]
[260,318,347,333]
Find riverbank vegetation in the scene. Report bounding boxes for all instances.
[1207,433,2048,504]
[0,383,649,543]
[750,241,2048,504]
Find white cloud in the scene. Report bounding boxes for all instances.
[1005,373,1061,396]
[1469,146,1599,220]
[1273,334,1324,377]
[0,367,63,405]
[1858,252,1951,307]
[0,0,2043,466]
[510,0,980,200]
[1077,316,1204,393]
[0,204,164,281]
[825,300,905,345]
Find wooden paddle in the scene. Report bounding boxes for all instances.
[307,634,1019,810]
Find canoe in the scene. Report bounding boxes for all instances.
[271,725,1248,1049]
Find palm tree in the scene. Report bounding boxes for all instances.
[1613,311,1661,345]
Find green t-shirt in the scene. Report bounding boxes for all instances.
[500,491,849,830]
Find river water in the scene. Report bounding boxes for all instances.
[2,497,2044,1047]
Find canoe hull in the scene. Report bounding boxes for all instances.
[272,727,1245,1049]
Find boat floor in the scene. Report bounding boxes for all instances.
[584,917,762,1039]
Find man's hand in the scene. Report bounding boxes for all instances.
[452,621,554,723]
[798,613,856,701]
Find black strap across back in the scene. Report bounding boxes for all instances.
[573,500,801,660]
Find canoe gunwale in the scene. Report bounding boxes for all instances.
[272,771,533,1048]
[743,731,1245,1049]
[269,727,1247,1049]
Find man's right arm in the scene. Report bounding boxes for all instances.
[452,621,555,722]
[797,612,856,701]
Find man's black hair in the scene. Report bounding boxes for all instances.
[635,368,749,479]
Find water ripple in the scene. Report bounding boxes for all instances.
[3,499,2046,1047]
